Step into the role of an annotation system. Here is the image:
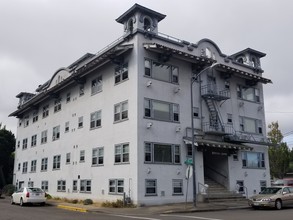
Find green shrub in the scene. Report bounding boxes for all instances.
[101,199,136,208]
[2,184,16,196]
[71,199,79,204]
[45,193,52,199]
[83,199,93,205]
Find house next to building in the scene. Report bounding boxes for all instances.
[10,4,272,205]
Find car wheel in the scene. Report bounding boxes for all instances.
[40,202,45,206]
[275,199,282,210]
[253,206,260,210]
[11,197,15,205]
[20,198,24,207]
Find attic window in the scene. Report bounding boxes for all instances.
[236,57,244,64]
[144,17,151,31]
[128,19,134,32]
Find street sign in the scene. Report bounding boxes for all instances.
[184,158,193,165]
[185,165,193,179]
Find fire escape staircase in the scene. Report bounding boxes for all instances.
[201,84,231,134]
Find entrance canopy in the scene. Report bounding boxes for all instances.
[183,137,253,151]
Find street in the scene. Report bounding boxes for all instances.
[1,197,293,220]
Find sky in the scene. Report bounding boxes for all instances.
[0,0,293,147]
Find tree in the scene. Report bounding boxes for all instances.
[0,123,16,188]
[267,121,291,179]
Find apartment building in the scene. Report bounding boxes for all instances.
[10,4,272,205]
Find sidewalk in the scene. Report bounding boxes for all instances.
[47,199,250,215]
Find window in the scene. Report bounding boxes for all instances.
[193,107,199,118]
[41,130,47,144]
[65,121,69,133]
[145,179,157,196]
[80,180,91,193]
[115,63,128,84]
[90,110,101,129]
[92,147,104,166]
[233,153,239,161]
[79,84,85,96]
[91,75,102,95]
[173,179,183,195]
[22,138,28,150]
[260,180,267,192]
[18,163,21,171]
[22,162,28,173]
[28,181,34,187]
[41,181,48,192]
[242,152,265,168]
[143,17,151,31]
[73,180,78,192]
[32,111,38,123]
[144,99,179,122]
[109,179,124,194]
[31,134,37,147]
[144,142,181,164]
[240,117,262,134]
[66,93,71,103]
[57,180,66,192]
[227,114,233,124]
[80,150,85,162]
[237,85,260,102]
[78,116,83,128]
[41,158,48,171]
[144,59,179,84]
[53,155,61,170]
[42,105,49,118]
[114,101,128,122]
[54,99,62,112]
[30,160,37,172]
[115,143,129,164]
[236,180,244,194]
[52,125,60,141]
[17,141,20,148]
[24,115,29,127]
[66,153,71,164]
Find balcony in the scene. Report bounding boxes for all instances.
[223,132,272,146]
[201,85,230,101]
[202,122,234,135]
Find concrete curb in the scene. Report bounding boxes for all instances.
[57,205,87,213]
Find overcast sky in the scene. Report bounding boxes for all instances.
[1,0,292,146]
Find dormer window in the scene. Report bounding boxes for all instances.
[144,17,151,31]
[128,19,134,33]
[251,57,256,68]
[236,57,244,64]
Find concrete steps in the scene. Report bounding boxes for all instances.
[203,177,246,202]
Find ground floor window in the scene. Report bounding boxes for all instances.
[57,180,66,192]
[241,151,265,168]
[80,180,91,193]
[172,179,183,195]
[260,180,267,192]
[109,179,124,194]
[72,180,78,192]
[28,181,34,187]
[236,180,244,194]
[145,179,157,196]
[41,181,48,192]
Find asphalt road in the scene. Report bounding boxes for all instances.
[1,196,293,220]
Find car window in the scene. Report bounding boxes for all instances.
[260,187,281,194]
[28,188,43,193]
[288,187,293,193]
[17,188,24,193]
[283,187,290,194]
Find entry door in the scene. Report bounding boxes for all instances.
[18,181,24,189]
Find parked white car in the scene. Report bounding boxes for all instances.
[11,187,46,206]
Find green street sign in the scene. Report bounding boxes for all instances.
[184,158,193,165]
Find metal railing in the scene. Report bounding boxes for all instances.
[202,122,234,134]
[201,85,230,99]
[198,182,209,202]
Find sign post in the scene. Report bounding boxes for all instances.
[185,164,193,208]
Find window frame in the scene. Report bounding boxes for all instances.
[144,98,180,123]
[80,150,85,163]
[108,179,124,195]
[52,125,60,141]
[172,179,183,195]
[78,116,83,128]
[30,160,37,172]
[114,143,129,164]
[31,134,37,147]
[41,181,49,192]
[66,153,71,164]
[42,105,49,118]
[22,162,28,173]
[32,111,39,123]
[115,63,129,84]
[114,101,128,123]
[80,179,92,193]
[239,116,262,134]
[92,147,104,166]
[144,58,179,84]
[41,130,48,144]
[53,155,61,170]
[22,138,28,150]
[237,85,260,103]
[144,142,181,164]
[91,75,103,95]
[41,157,48,171]
[241,151,265,169]
[57,180,66,192]
[54,99,62,113]
[145,179,157,196]
[90,110,102,129]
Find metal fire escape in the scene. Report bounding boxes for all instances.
[201,83,231,134]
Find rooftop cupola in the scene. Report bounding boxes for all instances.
[116,4,166,35]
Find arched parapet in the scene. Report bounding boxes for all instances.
[46,68,71,90]
[196,38,228,61]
